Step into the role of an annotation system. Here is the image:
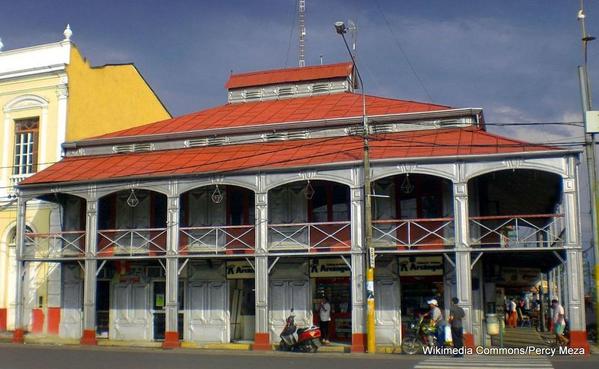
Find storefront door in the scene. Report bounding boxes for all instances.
[188,280,229,343]
[375,278,401,345]
[269,280,310,342]
[59,264,83,339]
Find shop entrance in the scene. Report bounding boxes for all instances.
[398,256,444,321]
[310,258,352,343]
[313,277,351,342]
[229,279,255,341]
[152,281,184,341]
[96,280,110,337]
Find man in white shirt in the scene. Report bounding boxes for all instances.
[425,299,443,346]
[551,299,568,346]
[318,297,331,344]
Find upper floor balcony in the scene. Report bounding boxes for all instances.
[18,169,567,260]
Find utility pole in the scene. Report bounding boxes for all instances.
[298,0,306,67]
[334,21,375,354]
[577,0,599,332]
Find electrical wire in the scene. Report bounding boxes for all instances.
[373,0,434,102]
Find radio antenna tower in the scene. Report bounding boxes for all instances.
[298,0,306,67]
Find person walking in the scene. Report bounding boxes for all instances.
[507,298,518,328]
[318,297,331,344]
[449,297,465,357]
[551,299,569,346]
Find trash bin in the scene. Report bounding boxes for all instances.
[486,313,500,336]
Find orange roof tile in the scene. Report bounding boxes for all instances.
[225,62,354,89]
[22,128,559,186]
[92,93,452,139]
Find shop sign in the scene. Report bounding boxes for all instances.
[310,259,351,277]
[399,256,443,276]
[226,261,254,279]
[501,267,541,285]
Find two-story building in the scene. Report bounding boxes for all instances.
[13,62,589,352]
[0,26,171,337]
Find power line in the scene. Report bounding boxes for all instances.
[373,0,434,102]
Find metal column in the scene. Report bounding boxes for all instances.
[163,195,180,348]
[12,197,26,343]
[350,186,366,352]
[81,197,98,345]
[453,179,474,348]
[562,159,589,352]
[254,187,270,350]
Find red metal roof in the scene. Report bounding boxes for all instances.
[22,128,558,186]
[225,62,353,89]
[93,93,451,139]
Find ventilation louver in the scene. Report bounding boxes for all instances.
[370,124,395,134]
[262,131,310,141]
[113,143,154,153]
[244,90,262,100]
[186,137,230,147]
[312,83,330,93]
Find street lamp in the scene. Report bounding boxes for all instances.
[335,21,376,354]
[577,2,599,341]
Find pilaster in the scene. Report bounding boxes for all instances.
[163,194,180,348]
[453,178,474,348]
[81,194,98,345]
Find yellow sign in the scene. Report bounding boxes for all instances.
[399,256,443,276]
[310,259,351,277]
[226,261,254,279]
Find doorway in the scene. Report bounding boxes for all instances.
[96,280,110,337]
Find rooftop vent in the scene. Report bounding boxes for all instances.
[312,82,330,94]
[113,143,153,153]
[345,126,365,136]
[370,123,395,134]
[262,131,310,142]
[244,90,262,100]
[186,137,230,147]
[278,87,294,96]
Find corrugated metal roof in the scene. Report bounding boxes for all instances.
[225,62,353,89]
[22,128,558,186]
[91,92,451,140]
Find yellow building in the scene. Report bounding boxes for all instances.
[0,25,170,335]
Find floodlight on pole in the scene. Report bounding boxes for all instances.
[334,20,375,354]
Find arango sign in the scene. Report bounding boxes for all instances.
[399,256,443,276]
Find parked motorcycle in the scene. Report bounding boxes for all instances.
[279,309,321,353]
[401,316,437,355]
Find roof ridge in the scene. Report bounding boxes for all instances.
[229,62,352,78]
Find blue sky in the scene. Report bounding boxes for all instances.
[1,0,596,134]
[1,1,598,260]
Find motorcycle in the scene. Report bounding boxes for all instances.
[279,309,321,353]
[401,316,437,355]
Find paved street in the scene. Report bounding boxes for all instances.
[0,344,597,369]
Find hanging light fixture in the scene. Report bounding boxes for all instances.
[127,189,139,207]
[211,184,224,204]
[303,180,315,200]
[401,173,414,194]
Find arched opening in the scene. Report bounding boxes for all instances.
[267,180,351,344]
[468,169,563,249]
[35,193,87,258]
[372,174,454,250]
[467,169,565,344]
[268,180,351,252]
[179,185,255,254]
[97,189,167,256]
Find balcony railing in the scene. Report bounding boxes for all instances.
[23,231,86,259]
[97,228,167,256]
[268,221,351,252]
[179,225,255,254]
[372,217,455,250]
[469,214,565,248]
